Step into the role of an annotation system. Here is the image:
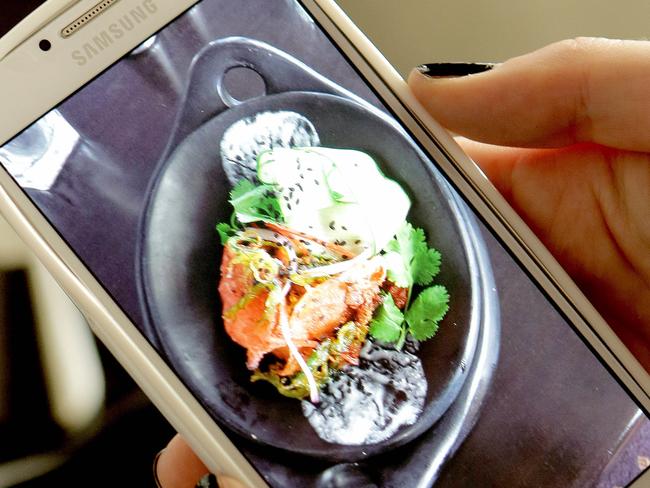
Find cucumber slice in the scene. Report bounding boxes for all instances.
[258,147,410,254]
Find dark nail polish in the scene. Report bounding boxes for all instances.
[416,62,495,77]
[196,473,220,488]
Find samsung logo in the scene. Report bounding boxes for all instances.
[71,0,158,66]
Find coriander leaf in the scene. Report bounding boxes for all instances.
[413,246,441,285]
[216,222,236,245]
[369,293,404,343]
[229,179,283,224]
[386,223,442,287]
[405,285,449,341]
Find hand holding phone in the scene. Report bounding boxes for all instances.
[409,37,650,370]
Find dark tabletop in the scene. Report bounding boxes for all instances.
[2,0,646,486]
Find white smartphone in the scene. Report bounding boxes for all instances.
[0,1,648,486]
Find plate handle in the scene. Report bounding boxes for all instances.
[164,36,357,153]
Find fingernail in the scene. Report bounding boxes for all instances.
[416,62,495,77]
[196,473,220,488]
[153,450,165,488]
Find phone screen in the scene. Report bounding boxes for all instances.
[0,1,647,486]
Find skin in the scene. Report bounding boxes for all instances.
[156,435,245,488]
[409,37,650,369]
[156,37,649,487]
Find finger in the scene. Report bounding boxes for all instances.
[155,435,248,488]
[409,38,650,151]
[156,435,208,488]
[456,136,650,365]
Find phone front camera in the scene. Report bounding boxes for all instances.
[39,39,51,52]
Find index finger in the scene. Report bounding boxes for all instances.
[408,38,650,152]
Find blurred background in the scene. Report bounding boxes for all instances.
[1,1,649,487]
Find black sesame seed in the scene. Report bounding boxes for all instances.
[289,187,294,192]
[340,240,347,246]
[283,196,289,202]
[287,203,292,210]
[341,226,348,231]
[307,167,313,171]
[314,179,320,185]
[299,174,305,179]
[296,183,303,191]
[329,221,335,230]
[354,239,361,244]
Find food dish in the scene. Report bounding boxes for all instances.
[217,146,449,407]
[137,38,488,460]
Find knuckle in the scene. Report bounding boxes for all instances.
[554,37,614,58]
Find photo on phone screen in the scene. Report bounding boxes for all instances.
[0,0,647,486]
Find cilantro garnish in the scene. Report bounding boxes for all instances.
[229,179,283,224]
[369,293,405,343]
[216,222,237,245]
[370,223,449,346]
[385,223,441,289]
[405,285,449,341]
[215,180,283,244]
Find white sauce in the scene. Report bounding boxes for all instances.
[302,340,427,445]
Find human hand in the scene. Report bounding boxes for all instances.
[408,38,650,369]
[154,435,246,488]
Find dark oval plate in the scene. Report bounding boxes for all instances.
[137,91,485,461]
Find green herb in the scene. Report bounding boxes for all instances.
[216,222,236,245]
[369,224,449,346]
[405,285,449,341]
[369,293,405,343]
[229,179,283,224]
[385,223,441,289]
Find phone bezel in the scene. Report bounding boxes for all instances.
[0,0,647,485]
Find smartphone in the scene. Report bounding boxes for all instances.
[0,1,648,486]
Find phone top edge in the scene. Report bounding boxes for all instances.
[0,0,200,144]
[0,0,83,61]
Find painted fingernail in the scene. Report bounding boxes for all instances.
[416,62,495,77]
[196,473,220,488]
[153,450,165,488]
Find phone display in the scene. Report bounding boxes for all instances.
[0,1,646,486]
